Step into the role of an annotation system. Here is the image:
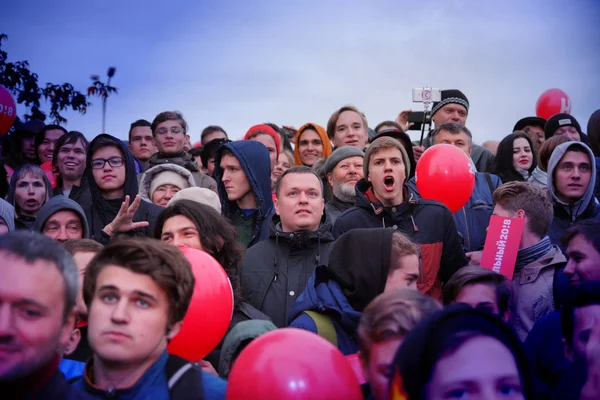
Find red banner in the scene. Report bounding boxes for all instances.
[480,216,525,279]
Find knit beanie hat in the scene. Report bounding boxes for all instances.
[322,146,364,175]
[0,198,16,232]
[244,124,281,158]
[431,89,469,117]
[544,113,582,140]
[150,170,190,196]
[390,304,534,400]
[167,187,221,213]
[363,137,410,182]
[294,122,333,166]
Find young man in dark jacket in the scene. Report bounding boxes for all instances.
[147,111,217,191]
[406,122,502,252]
[334,136,467,299]
[0,231,91,399]
[70,238,226,399]
[547,141,599,248]
[240,166,335,327]
[34,195,90,242]
[214,140,274,249]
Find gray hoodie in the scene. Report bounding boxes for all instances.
[138,163,196,205]
[33,195,90,238]
[0,198,16,232]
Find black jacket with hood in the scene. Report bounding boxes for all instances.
[214,141,275,248]
[33,195,90,238]
[6,165,53,231]
[240,213,335,328]
[547,141,600,249]
[333,179,467,300]
[83,134,162,244]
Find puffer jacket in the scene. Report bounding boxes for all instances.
[407,172,502,252]
[240,214,335,327]
[333,179,467,299]
[138,163,196,204]
[547,142,600,249]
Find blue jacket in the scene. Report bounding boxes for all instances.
[71,351,226,400]
[214,141,274,248]
[59,358,85,380]
[288,265,362,355]
[546,142,600,249]
[407,172,502,252]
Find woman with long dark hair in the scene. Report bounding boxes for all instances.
[493,131,537,183]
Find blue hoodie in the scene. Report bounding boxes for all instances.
[214,141,274,248]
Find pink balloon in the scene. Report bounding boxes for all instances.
[40,161,57,189]
[536,88,571,120]
[0,85,17,136]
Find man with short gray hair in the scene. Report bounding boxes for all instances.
[0,231,88,399]
[323,146,364,224]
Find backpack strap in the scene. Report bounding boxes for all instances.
[166,355,204,400]
[303,311,338,348]
[484,173,495,195]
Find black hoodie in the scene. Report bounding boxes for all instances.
[83,134,162,244]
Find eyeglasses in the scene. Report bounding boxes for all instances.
[155,126,185,136]
[91,157,125,169]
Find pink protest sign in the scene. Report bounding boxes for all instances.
[480,216,525,279]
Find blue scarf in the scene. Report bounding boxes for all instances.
[514,236,553,273]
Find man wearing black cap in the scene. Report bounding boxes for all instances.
[398,89,496,173]
[545,113,583,142]
[514,116,547,144]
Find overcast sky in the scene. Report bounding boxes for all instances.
[3,0,599,144]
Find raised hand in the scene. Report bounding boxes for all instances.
[103,195,149,236]
[395,109,415,132]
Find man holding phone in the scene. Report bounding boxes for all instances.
[396,89,496,173]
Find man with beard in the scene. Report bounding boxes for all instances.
[323,147,364,225]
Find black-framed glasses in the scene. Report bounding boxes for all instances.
[155,126,185,136]
[91,157,125,169]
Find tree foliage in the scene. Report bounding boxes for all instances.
[0,33,115,125]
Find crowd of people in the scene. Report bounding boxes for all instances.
[0,88,599,400]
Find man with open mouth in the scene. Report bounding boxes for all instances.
[547,141,599,250]
[333,136,467,300]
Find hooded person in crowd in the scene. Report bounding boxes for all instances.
[294,122,332,167]
[243,124,281,172]
[200,138,231,178]
[358,289,441,400]
[407,123,502,252]
[3,119,45,172]
[326,105,370,150]
[528,135,570,190]
[547,141,599,248]
[289,228,422,355]
[0,198,16,234]
[139,163,195,207]
[390,305,535,400]
[492,131,537,183]
[6,164,53,231]
[334,136,467,299]
[240,166,335,328]
[33,195,90,242]
[545,113,584,142]
[35,124,67,164]
[83,134,163,244]
[127,119,157,171]
[218,319,278,379]
[52,131,92,207]
[514,116,547,145]
[322,146,364,225]
[0,231,88,400]
[214,140,275,248]
[373,120,416,178]
[147,111,217,191]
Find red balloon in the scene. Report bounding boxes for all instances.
[536,88,571,120]
[167,247,233,361]
[0,85,17,136]
[226,328,363,400]
[40,161,57,189]
[415,144,475,213]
